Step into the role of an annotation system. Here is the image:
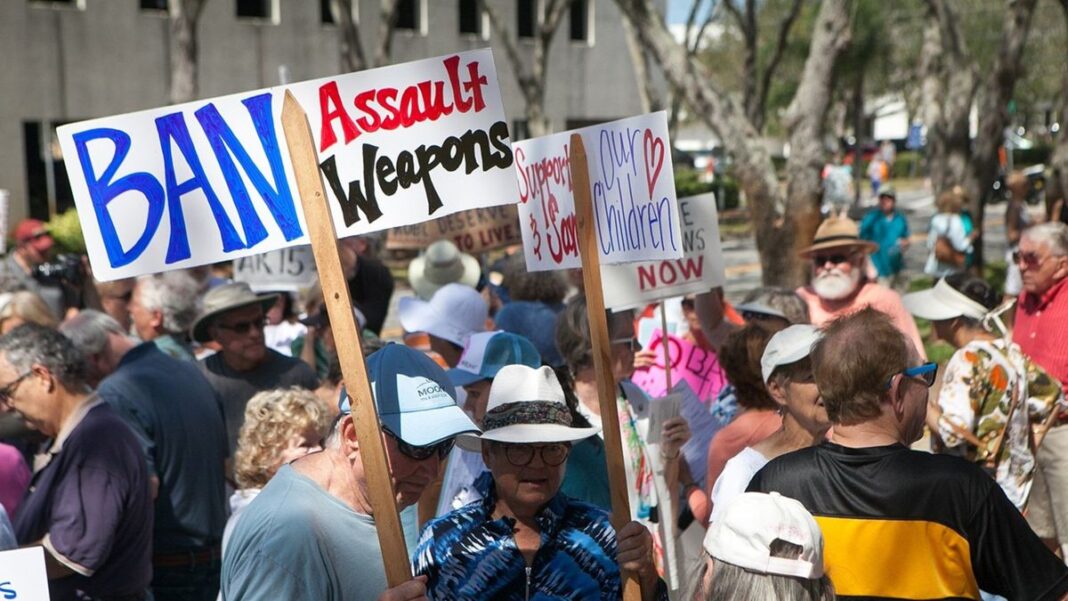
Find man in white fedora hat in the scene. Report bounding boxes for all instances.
[415,364,668,600]
[192,282,319,455]
[796,215,924,356]
[407,239,481,301]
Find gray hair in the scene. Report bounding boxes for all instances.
[59,309,126,358]
[0,323,88,391]
[742,287,810,325]
[136,271,201,334]
[693,559,836,601]
[1022,222,1068,256]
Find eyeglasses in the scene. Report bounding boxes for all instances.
[742,310,781,323]
[812,254,853,267]
[1013,250,1055,270]
[610,337,641,351]
[216,317,267,335]
[496,442,571,467]
[887,361,938,389]
[0,371,33,404]
[385,429,454,461]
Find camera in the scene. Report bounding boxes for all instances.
[33,254,85,287]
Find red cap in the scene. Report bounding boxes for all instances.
[13,219,54,253]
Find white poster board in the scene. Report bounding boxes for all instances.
[0,547,49,600]
[514,112,682,271]
[602,193,725,310]
[57,49,517,281]
[233,245,318,292]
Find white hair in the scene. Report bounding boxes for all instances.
[59,309,126,357]
[1022,222,1068,256]
[136,270,201,334]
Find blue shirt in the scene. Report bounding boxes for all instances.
[98,342,228,552]
[860,208,910,276]
[414,473,666,600]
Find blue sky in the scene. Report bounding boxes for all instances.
[665,0,716,25]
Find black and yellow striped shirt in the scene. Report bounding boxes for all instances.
[748,442,1068,601]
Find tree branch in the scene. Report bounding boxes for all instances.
[483,1,535,97]
[332,0,367,72]
[755,0,804,129]
[374,0,401,66]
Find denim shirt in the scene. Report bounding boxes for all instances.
[414,472,667,600]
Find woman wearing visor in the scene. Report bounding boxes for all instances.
[903,273,1064,509]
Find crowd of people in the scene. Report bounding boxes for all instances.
[0,196,1067,601]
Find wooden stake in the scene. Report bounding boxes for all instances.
[660,302,673,391]
[281,91,412,587]
[571,134,643,601]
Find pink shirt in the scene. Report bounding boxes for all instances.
[0,443,30,517]
[705,409,781,495]
[796,281,926,358]
[1014,277,1068,394]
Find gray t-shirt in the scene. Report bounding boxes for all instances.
[221,465,386,601]
[198,349,319,454]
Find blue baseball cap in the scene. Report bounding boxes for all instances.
[339,343,480,447]
[447,331,542,387]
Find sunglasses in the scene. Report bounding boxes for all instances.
[495,442,571,467]
[742,310,781,322]
[385,429,454,461]
[812,254,853,267]
[0,371,33,404]
[610,337,642,352]
[887,361,938,389]
[216,317,268,335]
[1013,250,1054,269]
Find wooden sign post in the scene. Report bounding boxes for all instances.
[281,91,411,586]
[571,133,643,601]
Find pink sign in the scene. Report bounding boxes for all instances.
[631,330,727,403]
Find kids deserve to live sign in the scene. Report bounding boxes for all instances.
[57,49,517,281]
[513,112,683,271]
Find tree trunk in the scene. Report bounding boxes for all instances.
[621,17,660,114]
[965,0,1038,267]
[1050,0,1068,209]
[613,0,850,287]
[169,0,206,104]
[780,0,852,286]
[332,0,367,72]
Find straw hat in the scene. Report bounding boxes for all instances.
[798,216,878,257]
[407,240,480,301]
[190,282,278,343]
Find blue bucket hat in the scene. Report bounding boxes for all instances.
[339,343,480,447]
[447,331,542,387]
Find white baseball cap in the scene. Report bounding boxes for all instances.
[398,283,487,347]
[704,492,825,579]
[761,324,821,383]
[902,277,989,322]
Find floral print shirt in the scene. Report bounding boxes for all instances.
[936,339,1064,508]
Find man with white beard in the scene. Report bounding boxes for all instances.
[795,216,925,355]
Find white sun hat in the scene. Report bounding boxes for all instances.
[761,324,822,383]
[902,277,989,322]
[704,492,825,579]
[457,365,600,451]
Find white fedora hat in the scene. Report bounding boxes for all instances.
[457,365,600,451]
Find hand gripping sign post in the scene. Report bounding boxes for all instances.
[571,133,643,601]
[281,91,411,585]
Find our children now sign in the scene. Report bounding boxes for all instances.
[57,49,517,281]
[513,112,683,271]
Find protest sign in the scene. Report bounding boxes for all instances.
[57,49,517,281]
[514,112,681,272]
[386,204,520,254]
[631,329,727,403]
[233,245,317,292]
[673,379,724,491]
[0,547,49,601]
[602,193,725,310]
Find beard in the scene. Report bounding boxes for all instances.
[813,266,862,300]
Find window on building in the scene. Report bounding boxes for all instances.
[395,0,419,30]
[512,119,530,142]
[569,0,590,42]
[459,0,481,35]
[28,0,83,7]
[236,0,272,20]
[22,121,75,221]
[321,0,334,24]
[140,0,168,10]
[517,0,537,38]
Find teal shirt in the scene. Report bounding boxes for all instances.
[860,208,910,276]
[152,334,194,362]
[561,436,612,512]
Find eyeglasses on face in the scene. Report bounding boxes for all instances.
[812,253,853,268]
[496,442,571,467]
[742,310,782,323]
[610,337,641,352]
[385,429,454,461]
[216,317,268,335]
[1013,250,1056,270]
[0,371,34,404]
[887,361,938,389]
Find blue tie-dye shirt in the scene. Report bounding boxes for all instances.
[414,472,665,600]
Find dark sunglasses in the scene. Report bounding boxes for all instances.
[216,317,268,335]
[1012,250,1050,269]
[812,254,852,267]
[887,361,938,389]
[742,310,781,322]
[385,429,454,461]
